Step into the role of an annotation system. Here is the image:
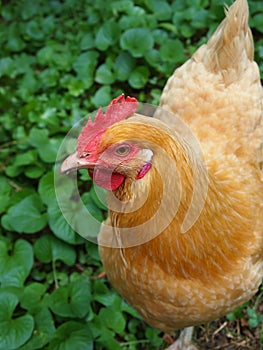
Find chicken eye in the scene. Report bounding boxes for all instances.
[115,144,131,156]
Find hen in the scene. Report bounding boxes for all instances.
[61,0,263,348]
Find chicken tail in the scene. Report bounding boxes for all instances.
[194,0,253,85]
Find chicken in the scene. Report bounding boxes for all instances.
[61,0,263,348]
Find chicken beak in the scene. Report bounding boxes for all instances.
[60,151,97,174]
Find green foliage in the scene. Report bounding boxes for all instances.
[48,321,93,350]
[3,194,47,233]
[227,291,263,330]
[49,279,91,318]
[0,0,262,349]
[0,293,34,350]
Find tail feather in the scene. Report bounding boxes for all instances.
[158,0,262,162]
[194,0,253,84]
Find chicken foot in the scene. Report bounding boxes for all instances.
[166,327,198,350]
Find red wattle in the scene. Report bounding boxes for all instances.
[91,168,125,191]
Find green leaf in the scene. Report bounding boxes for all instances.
[19,308,55,350]
[29,128,61,163]
[0,292,34,350]
[129,66,150,89]
[248,317,259,328]
[48,321,93,350]
[50,279,91,318]
[25,20,45,40]
[13,150,38,167]
[82,192,105,222]
[99,307,126,333]
[97,328,121,350]
[25,166,45,179]
[38,68,60,88]
[145,49,161,69]
[73,51,99,82]
[0,266,29,288]
[89,185,107,211]
[20,1,41,20]
[18,70,39,98]
[0,177,12,214]
[146,0,172,21]
[192,9,209,29]
[95,64,116,85]
[121,300,141,319]
[180,23,195,39]
[34,235,76,266]
[3,194,47,234]
[37,45,54,65]
[5,165,23,178]
[247,307,257,319]
[85,241,101,263]
[91,85,112,108]
[114,52,136,81]
[152,28,169,43]
[66,78,86,97]
[160,38,185,63]
[54,50,74,71]
[47,200,85,244]
[251,13,263,33]
[38,171,56,205]
[119,7,149,29]
[0,239,33,278]
[13,125,27,141]
[146,327,163,347]
[20,283,48,313]
[5,188,35,208]
[0,57,14,77]
[80,33,95,50]
[246,306,260,327]
[110,0,134,15]
[120,28,154,57]
[95,20,120,51]
[39,108,59,128]
[93,280,119,307]
[6,23,25,52]
[226,305,244,321]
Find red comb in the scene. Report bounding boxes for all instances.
[77,94,139,153]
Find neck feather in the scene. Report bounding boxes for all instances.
[102,121,254,281]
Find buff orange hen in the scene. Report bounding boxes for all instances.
[61,0,263,348]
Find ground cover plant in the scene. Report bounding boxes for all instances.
[0,0,263,349]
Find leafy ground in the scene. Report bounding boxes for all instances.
[0,0,262,349]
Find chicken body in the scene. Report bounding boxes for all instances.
[98,117,263,332]
[61,0,263,340]
[98,0,263,333]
